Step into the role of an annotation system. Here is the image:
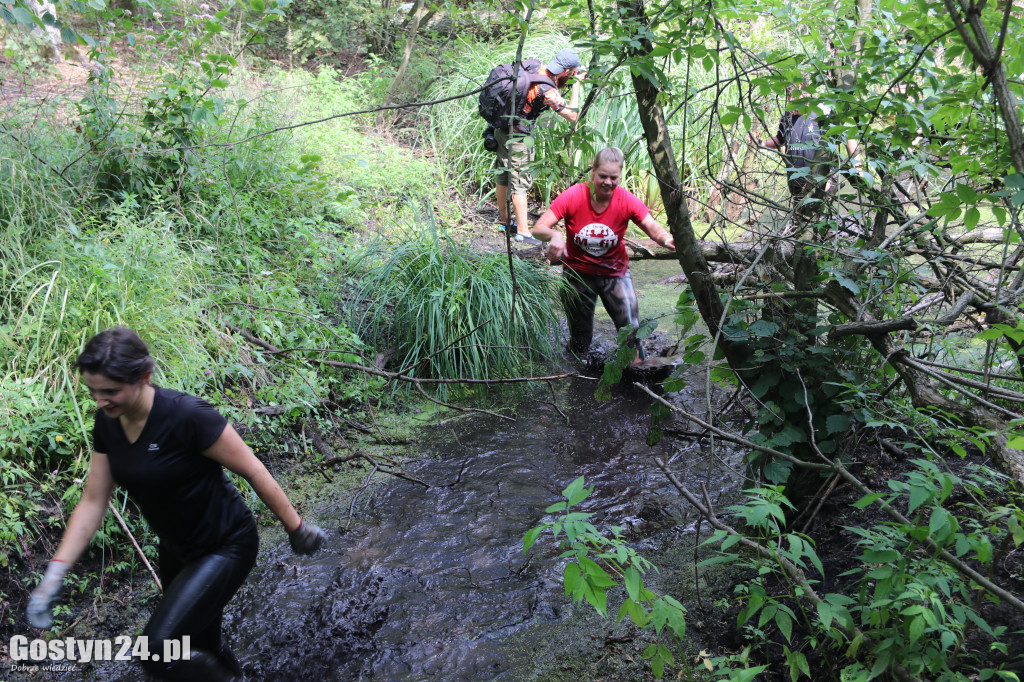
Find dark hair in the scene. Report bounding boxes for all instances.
[77,327,155,384]
[592,146,624,169]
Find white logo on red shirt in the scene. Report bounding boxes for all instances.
[574,223,618,257]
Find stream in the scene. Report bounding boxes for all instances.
[34,260,747,681]
[227,260,741,680]
[229,377,736,681]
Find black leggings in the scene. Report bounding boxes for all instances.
[562,268,640,354]
[141,519,258,680]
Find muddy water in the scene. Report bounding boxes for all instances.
[36,259,745,681]
[224,259,732,681]
[228,377,732,681]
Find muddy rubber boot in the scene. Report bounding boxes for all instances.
[216,642,244,677]
[154,650,243,681]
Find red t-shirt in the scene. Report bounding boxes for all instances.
[548,183,651,277]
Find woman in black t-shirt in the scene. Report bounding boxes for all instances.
[27,327,326,681]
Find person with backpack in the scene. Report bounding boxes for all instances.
[754,82,860,225]
[479,48,585,242]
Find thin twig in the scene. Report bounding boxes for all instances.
[346,464,379,528]
[415,382,515,421]
[230,324,576,386]
[107,502,161,592]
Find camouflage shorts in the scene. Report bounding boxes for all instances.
[493,127,535,195]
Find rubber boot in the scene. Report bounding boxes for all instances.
[150,650,242,681]
[216,642,244,677]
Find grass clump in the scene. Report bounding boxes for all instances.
[345,213,567,397]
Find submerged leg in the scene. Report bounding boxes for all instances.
[562,269,600,355]
[142,527,257,681]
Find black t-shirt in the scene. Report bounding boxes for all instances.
[93,387,254,561]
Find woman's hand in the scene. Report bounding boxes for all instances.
[531,209,567,264]
[288,520,327,555]
[546,233,567,263]
[27,560,69,628]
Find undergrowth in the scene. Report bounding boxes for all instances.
[344,210,569,399]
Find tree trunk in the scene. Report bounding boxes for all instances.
[384,0,425,110]
[619,0,751,373]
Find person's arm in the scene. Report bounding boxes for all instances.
[555,78,583,123]
[52,452,116,565]
[638,213,674,250]
[846,137,860,159]
[203,424,325,554]
[532,208,567,262]
[28,452,116,627]
[846,137,864,172]
[203,424,300,529]
[753,113,791,150]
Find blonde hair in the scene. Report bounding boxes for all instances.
[592,147,624,169]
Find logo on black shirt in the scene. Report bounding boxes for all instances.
[147,443,159,451]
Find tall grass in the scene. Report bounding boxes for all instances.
[344,211,568,397]
[0,65,407,582]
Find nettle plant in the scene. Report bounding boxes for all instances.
[72,0,294,201]
[525,476,782,681]
[524,476,687,679]
[703,459,1024,681]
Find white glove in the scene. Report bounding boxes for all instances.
[27,560,69,628]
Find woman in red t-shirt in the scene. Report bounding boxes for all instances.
[532,147,675,359]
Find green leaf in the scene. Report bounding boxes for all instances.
[907,615,925,643]
[624,566,641,601]
[564,562,580,597]
[748,319,780,337]
[866,565,892,579]
[852,493,884,509]
[816,601,833,629]
[776,609,793,642]
[786,648,810,681]
[562,476,590,507]
[826,414,851,435]
[12,6,35,27]
[834,271,861,295]
[907,485,931,514]
[964,207,980,230]
[929,507,952,541]
[580,557,616,588]
[205,20,223,33]
[861,549,899,563]
[731,666,769,682]
[523,526,542,552]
